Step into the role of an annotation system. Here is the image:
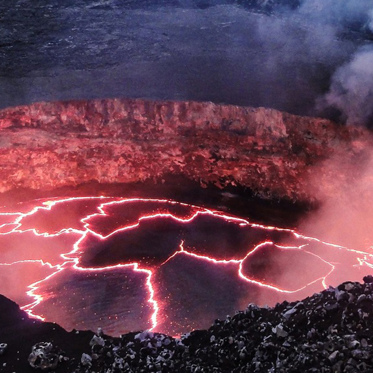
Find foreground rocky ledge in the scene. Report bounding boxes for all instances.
[0,99,371,203]
[2,278,373,372]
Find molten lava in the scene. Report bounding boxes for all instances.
[0,197,372,336]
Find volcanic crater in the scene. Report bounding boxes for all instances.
[1,98,373,372]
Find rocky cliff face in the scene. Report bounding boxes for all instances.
[0,98,371,202]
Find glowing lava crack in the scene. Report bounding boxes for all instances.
[0,197,372,336]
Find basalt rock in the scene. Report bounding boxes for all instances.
[28,342,61,371]
[3,278,373,372]
[0,98,371,203]
[0,294,95,373]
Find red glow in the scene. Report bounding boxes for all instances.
[0,196,372,335]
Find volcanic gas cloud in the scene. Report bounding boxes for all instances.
[0,196,372,336]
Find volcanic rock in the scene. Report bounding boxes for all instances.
[28,342,60,371]
[80,353,92,367]
[0,98,372,204]
[0,294,95,372]
[0,343,7,356]
[4,278,373,372]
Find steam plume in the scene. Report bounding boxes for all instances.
[317,46,373,127]
[300,151,373,250]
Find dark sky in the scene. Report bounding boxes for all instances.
[1,0,372,125]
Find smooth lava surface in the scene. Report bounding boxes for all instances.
[0,196,372,336]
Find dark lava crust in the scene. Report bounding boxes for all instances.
[0,176,310,229]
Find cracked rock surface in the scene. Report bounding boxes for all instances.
[0,99,372,204]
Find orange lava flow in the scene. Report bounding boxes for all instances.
[0,196,372,334]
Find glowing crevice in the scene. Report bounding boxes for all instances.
[0,196,372,334]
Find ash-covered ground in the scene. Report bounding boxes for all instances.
[2,277,373,372]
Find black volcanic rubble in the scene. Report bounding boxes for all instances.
[18,276,373,373]
[28,342,65,371]
[3,277,373,372]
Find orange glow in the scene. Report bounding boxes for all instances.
[0,196,372,335]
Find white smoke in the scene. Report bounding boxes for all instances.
[317,45,373,126]
[368,8,373,32]
[300,152,373,250]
